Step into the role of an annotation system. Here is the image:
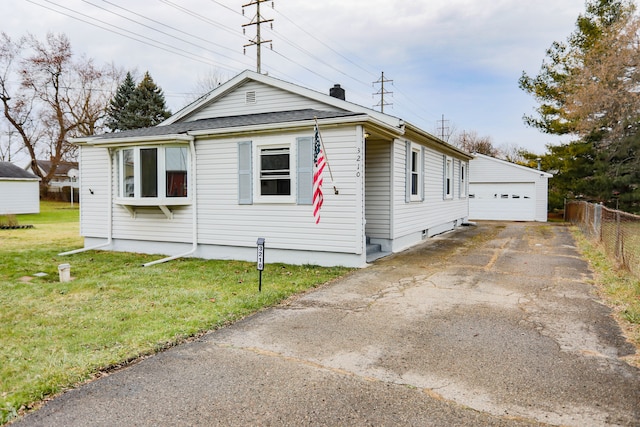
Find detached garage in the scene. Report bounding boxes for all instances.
[468,154,552,222]
[0,162,40,215]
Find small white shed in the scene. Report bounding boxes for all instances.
[0,162,40,215]
[468,154,552,222]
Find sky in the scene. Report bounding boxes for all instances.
[4,0,589,155]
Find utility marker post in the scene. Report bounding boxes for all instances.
[256,238,265,292]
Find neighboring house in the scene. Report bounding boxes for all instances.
[468,153,553,222]
[26,160,79,191]
[72,70,472,267]
[0,162,40,215]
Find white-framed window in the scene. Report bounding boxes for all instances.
[259,145,291,197]
[406,141,424,203]
[247,138,298,204]
[410,149,420,196]
[238,136,314,206]
[459,161,467,198]
[444,156,454,199]
[117,145,189,200]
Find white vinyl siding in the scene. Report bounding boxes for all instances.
[535,176,550,222]
[184,81,343,121]
[79,146,110,237]
[0,180,39,215]
[196,126,363,254]
[110,204,193,243]
[393,141,468,242]
[109,146,194,245]
[365,139,392,239]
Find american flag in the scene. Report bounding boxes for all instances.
[313,123,326,224]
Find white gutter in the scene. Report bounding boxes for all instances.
[85,134,193,147]
[143,137,198,267]
[59,148,114,256]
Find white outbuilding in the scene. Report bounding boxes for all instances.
[0,162,40,215]
[468,153,552,222]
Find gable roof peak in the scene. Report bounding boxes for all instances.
[162,70,403,130]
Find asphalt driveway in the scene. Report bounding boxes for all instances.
[14,222,640,426]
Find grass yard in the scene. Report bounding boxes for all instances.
[572,228,640,366]
[0,201,351,424]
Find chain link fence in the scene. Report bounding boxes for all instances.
[565,200,640,279]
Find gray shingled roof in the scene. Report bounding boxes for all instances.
[0,162,39,179]
[32,160,78,177]
[95,109,363,140]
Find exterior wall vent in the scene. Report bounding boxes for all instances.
[245,90,257,104]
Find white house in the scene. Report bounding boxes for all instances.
[468,153,552,222]
[25,160,79,192]
[71,70,472,267]
[0,162,40,215]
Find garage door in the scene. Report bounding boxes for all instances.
[469,182,536,221]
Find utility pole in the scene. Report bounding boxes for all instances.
[437,114,450,141]
[373,72,393,113]
[242,0,274,74]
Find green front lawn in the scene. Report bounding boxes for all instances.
[0,201,350,423]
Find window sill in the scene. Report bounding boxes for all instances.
[253,196,296,204]
[115,198,191,219]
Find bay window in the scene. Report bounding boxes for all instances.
[117,146,189,200]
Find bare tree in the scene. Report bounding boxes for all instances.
[0,122,23,162]
[565,13,640,144]
[453,130,499,156]
[499,142,531,163]
[184,68,228,104]
[0,32,121,185]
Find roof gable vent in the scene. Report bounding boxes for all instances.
[245,90,257,104]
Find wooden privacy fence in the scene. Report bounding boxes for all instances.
[565,200,640,279]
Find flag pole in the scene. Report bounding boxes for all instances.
[314,117,339,195]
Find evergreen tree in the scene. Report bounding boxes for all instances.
[105,71,136,132]
[130,71,171,129]
[105,71,171,132]
[520,0,640,213]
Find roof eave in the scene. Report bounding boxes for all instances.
[472,153,554,177]
[404,122,473,160]
[186,114,399,138]
[85,134,194,147]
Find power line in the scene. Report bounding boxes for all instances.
[27,0,243,73]
[100,0,241,56]
[373,72,393,113]
[437,114,450,141]
[242,0,274,74]
[271,6,376,79]
[158,0,242,39]
[81,0,246,66]
[26,0,443,134]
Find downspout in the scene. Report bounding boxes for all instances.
[59,147,114,256]
[143,136,198,267]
